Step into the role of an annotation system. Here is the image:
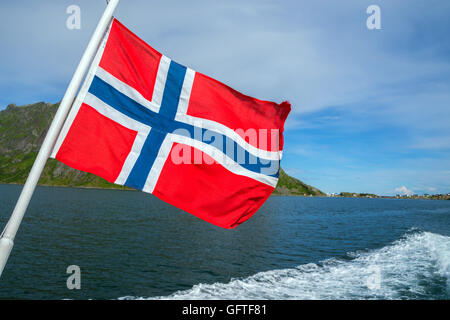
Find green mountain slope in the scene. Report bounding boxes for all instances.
[0,102,324,195]
[273,167,324,196]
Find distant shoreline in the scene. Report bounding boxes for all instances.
[1,182,448,200]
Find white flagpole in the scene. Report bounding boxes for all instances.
[0,0,120,277]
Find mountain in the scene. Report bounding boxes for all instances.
[273,167,324,196]
[0,102,324,196]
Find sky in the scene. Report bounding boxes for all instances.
[0,0,449,195]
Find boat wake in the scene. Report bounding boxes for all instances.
[122,229,450,300]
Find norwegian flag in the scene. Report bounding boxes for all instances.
[51,19,290,229]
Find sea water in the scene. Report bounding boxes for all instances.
[0,184,448,299]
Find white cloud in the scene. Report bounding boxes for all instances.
[2,0,450,120]
[394,186,414,196]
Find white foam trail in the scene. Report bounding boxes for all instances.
[121,230,450,300]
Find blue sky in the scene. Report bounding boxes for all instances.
[0,0,449,195]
